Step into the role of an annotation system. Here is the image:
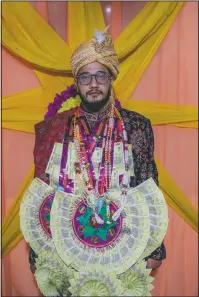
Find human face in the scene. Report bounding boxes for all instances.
[74,62,113,112]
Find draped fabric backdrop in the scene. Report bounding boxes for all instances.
[2,2,198,296]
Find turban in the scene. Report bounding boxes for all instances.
[70,29,119,79]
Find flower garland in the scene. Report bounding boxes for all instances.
[44,84,121,120]
[44,85,77,120]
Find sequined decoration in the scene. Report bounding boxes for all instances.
[73,200,122,248]
[39,194,54,237]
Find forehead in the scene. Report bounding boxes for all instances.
[78,62,108,74]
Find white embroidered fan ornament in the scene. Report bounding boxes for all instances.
[19,178,56,254]
[94,26,110,44]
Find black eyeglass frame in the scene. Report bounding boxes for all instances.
[75,71,112,85]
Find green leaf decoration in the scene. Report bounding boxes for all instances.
[44,213,50,222]
[96,228,108,241]
[84,225,97,238]
[69,268,124,296]
[79,280,110,296]
[77,207,92,225]
[120,260,154,296]
[100,205,107,220]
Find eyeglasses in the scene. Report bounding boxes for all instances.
[76,71,111,85]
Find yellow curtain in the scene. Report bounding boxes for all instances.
[67,2,106,51]
[2,2,72,71]
[2,2,183,76]
[114,2,184,103]
[155,159,198,232]
[2,2,198,258]
[2,166,35,257]
[2,2,193,134]
[3,2,194,134]
[124,100,198,129]
[3,89,197,133]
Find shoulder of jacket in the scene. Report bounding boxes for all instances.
[119,108,151,124]
[34,108,77,131]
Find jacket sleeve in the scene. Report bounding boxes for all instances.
[145,241,166,261]
[28,110,75,271]
[134,119,166,261]
[29,246,38,265]
[28,122,46,270]
[134,118,158,186]
[33,108,75,182]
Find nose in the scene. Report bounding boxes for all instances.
[90,75,98,87]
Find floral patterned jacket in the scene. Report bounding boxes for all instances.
[29,107,166,266]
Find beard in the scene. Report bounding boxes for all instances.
[79,87,111,112]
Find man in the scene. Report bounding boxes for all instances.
[29,30,166,274]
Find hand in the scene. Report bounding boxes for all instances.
[146,259,162,269]
[30,264,36,274]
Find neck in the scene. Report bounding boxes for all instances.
[81,102,100,115]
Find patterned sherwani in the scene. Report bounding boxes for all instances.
[29,106,166,266]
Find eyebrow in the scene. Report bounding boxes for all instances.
[77,71,109,76]
[77,71,90,75]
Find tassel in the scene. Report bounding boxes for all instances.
[106,203,110,217]
[97,200,104,214]
[94,212,104,225]
[112,207,123,221]
[122,171,129,186]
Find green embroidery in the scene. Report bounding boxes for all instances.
[77,205,118,241]
[44,213,50,221]
[44,199,53,222]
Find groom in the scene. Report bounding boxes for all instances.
[29,30,166,273]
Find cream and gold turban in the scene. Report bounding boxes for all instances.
[70,29,119,79]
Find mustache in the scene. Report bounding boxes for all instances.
[87,90,103,95]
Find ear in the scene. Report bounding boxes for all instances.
[74,79,78,92]
[110,76,114,86]
[108,70,114,85]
